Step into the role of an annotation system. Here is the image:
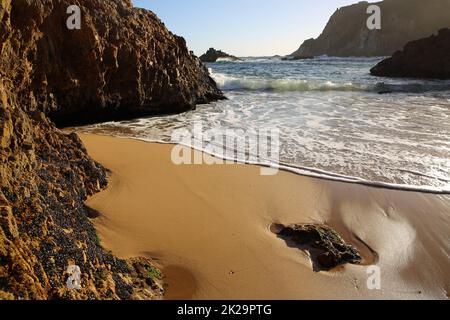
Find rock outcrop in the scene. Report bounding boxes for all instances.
[14,0,224,126]
[370,28,450,79]
[292,0,450,57]
[272,224,362,271]
[200,48,241,63]
[0,0,222,300]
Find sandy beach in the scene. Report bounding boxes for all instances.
[80,133,449,300]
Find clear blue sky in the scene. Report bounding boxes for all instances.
[133,0,361,56]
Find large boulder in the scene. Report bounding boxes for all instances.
[9,0,224,126]
[370,28,450,79]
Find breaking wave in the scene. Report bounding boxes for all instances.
[211,71,362,92]
[210,70,450,93]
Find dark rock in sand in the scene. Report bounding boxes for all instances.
[371,28,450,79]
[200,48,241,63]
[272,224,362,271]
[291,0,450,57]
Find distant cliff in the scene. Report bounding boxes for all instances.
[200,48,241,63]
[371,28,450,79]
[0,0,223,300]
[292,0,450,57]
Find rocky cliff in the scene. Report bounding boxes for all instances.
[14,0,224,126]
[371,28,450,79]
[292,0,450,57]
[0,0,222,299]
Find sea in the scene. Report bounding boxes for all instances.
[79,56,450,193]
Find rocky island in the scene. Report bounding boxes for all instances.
[199,48,241,63]
[291,0,450,57]
[0,0,223,299]
[371,28,450,79]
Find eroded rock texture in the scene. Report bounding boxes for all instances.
[371,28,450,79]
[0,0,222,299]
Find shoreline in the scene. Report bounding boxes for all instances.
[75,131,450,195]
[80,133,450,300]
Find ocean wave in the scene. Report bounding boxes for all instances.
[215,57,243,63]
[210,70,450,93]
[210,70,364,92]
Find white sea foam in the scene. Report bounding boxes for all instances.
[215,57,242,63]
[210,70,364,92]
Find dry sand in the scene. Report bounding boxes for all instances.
[80,133,449,300]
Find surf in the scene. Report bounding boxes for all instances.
[78,57,450,193]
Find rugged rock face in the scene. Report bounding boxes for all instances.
[292,0,450,57]
[0,0,223,299]
[271,224,362,271]
[13,0,224,126]
[1,73,165,300]
[370,28,450,79]
[200,48,241,63]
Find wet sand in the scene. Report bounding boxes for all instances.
[80,133,450,300]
